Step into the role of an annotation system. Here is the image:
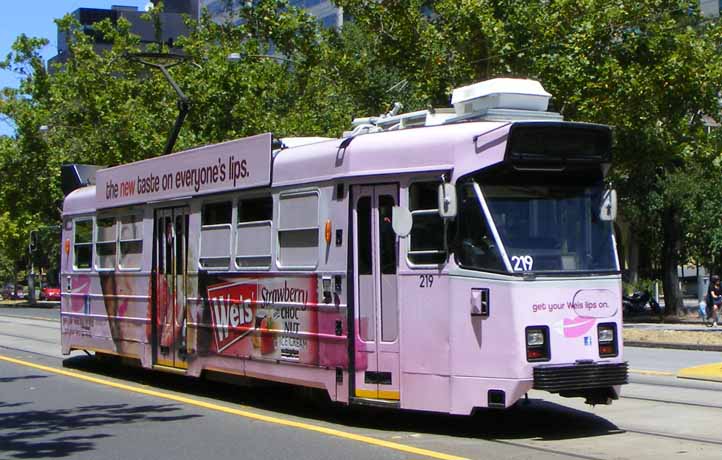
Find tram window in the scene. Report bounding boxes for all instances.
[277,191,319,268]
[379,194,398,342]
[356,196,374,341]
[175,214,188,274]
[408,182,446,265]
[202,201,232,226]
[238,196,272,222]
[200,201,232,269]
[96,216,117,269]
[378,195,397,274]
[236,196,273,269]
[357,197,372,275]
[74,219,93,270]
[119,214,143,269]
[455,184,504,271]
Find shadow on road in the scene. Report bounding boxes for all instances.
[0,374,48,383]
[0,380,201,459]
[62,354,621,443]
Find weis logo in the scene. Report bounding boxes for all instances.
[208,282,257,352]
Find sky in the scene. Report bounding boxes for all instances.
[1,1,152,136]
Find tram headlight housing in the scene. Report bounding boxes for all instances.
[526,329,545,346]
[526,326,550,362]
[598,325,614,343]
[597,323,618,357]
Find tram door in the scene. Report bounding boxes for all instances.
[352,184,400,401]
[153,206,190,369]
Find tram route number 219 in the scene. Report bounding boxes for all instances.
[419,274,434,288]
[511,255,534,271]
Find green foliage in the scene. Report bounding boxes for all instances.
[0,211,22,281]
[0,0,722,304]
[623,278,661,297]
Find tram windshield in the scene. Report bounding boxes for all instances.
[456,175,618,274]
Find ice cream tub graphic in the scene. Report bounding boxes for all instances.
[260,314,276,355]
[251,310,276,355]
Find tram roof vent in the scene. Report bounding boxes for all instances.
[344,78,559,138]
[450,78,551,116]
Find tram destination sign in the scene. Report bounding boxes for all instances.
[96,133,272,208]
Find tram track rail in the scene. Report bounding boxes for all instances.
[0,331,59,345]
[0,312,59,324]
[0,343,63,360]
[487,439,611,460]
[619,428,722,447]
[0,315,58,323]
[621,394,722,410]
[492,425,722,459]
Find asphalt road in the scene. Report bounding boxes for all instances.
[2,306,722,460]
[0,303,60,321]
[1,356,414,460]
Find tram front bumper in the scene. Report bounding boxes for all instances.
[532,361,628,405]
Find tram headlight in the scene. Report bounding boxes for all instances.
[597,323,618,357]
[526,329,545,347]
[598,325,614,343]
[525,326,550,362]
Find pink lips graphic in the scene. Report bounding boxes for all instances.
[561,317,596,338]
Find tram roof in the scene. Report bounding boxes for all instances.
[272,121,510,187]
[63,120,513,214]
[63,185,97,215]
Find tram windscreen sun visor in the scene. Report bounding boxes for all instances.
[505,123,612,170]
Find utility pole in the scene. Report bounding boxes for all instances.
[28,230,37,305]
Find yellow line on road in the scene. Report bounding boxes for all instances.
[677,363,722,383]
[629,369,675,377]
[0,354,467,460]
[0,313,58,322]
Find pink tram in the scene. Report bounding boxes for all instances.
[60,78,627,414]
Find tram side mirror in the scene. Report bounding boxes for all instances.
[599,188,617,221]
[392,206,413,237]
[438,183,457,219]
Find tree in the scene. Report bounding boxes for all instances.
[0,1,350,279]
[508,1,722,315]
[0,34,55,284]
[334,0,722,315]
[2,0,722,316]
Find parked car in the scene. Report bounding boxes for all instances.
[12,287,26,299]
[40,287,61,301]
[1,284,14,300]
[1,285,25,300]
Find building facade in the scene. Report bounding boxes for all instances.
[48,1,343,69]
[49,4,190,68]
[700,0,720,17]
[196,0,343,28]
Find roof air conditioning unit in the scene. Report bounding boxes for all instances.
[450,78,552,116]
